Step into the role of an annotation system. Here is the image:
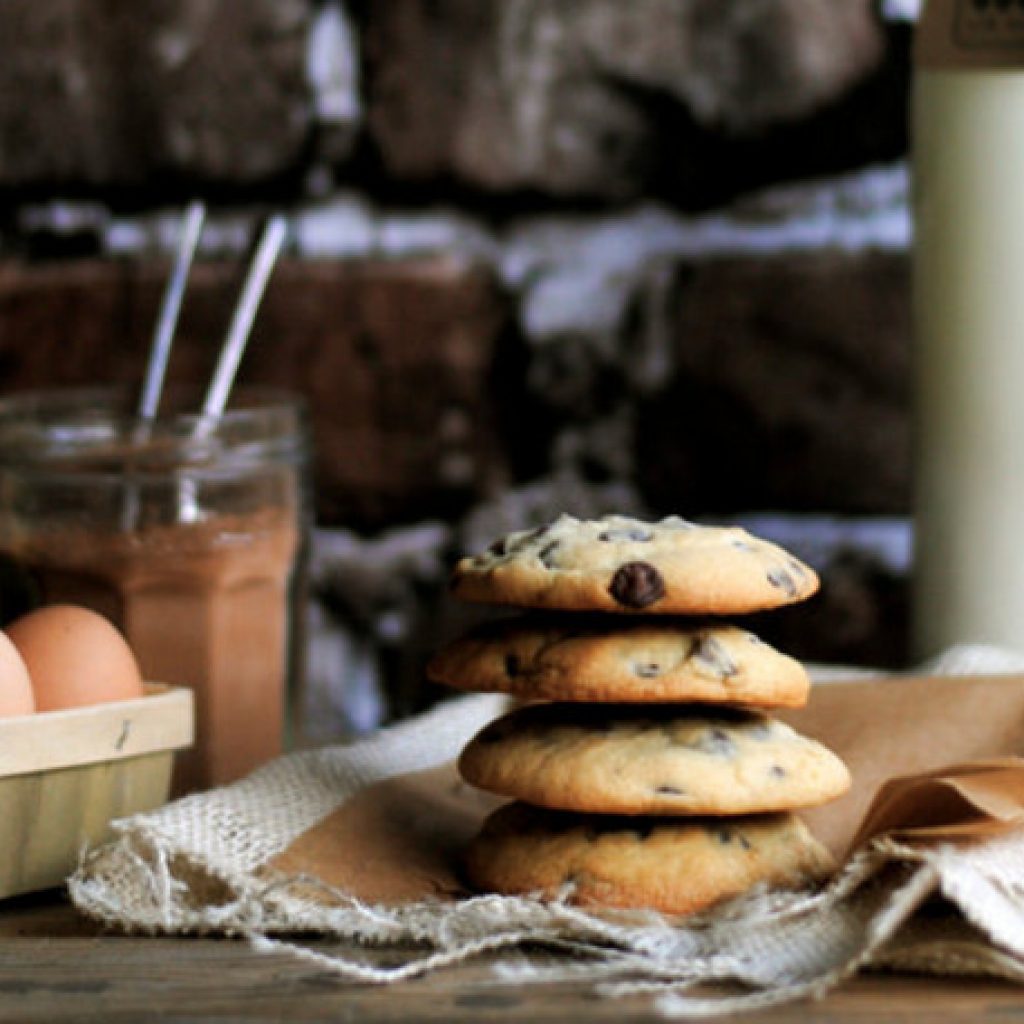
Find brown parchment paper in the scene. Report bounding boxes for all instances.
[267,673,1024,905]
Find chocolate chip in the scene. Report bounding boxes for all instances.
[732,538,756,553]
[769,765,787,779]
[692,635,739,678]
[502,525,550,557]
[504,653,521,677]
[538,541,561,568]
[487,537,508,557]
[738,834,752,851]
[655,785,683,795]
[598,527,654,543]
[716,827,733,845]
[609,561,665,608]
[692,728,736,757]
[634,662,662,678]
[766,567,798,598]
[788,558,807,578]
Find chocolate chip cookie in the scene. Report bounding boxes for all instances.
[427,616,809,707]
[450,514,818,615]
[464,802,834,915]
[459,703,851,816]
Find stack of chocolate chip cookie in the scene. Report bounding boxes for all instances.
[427,513,850,916]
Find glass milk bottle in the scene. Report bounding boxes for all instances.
[913,0,1024,656]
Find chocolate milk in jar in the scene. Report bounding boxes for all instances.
[913,0,1024,656]
[0,389,311,792]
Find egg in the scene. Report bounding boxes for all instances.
[0,631,34,717]
[6,605,144,712]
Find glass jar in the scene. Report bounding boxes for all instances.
[0,387,312,793]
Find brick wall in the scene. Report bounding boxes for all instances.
[0,0,917,731]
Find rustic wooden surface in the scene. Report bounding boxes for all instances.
[2,894,1024,1022]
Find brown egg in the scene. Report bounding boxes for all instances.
[0,631,35,717]
[6,605,144,712]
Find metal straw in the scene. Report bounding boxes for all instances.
[138,200,206,420]
[173,214,287,522]
[200,214,287,422]
[122,202,206,531]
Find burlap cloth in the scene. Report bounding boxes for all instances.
[70,646,1024,1017]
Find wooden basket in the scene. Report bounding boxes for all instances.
[0,683,194,899]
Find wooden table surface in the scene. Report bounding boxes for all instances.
[2,893,1024,1023]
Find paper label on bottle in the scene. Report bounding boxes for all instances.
[917,0,1024,68]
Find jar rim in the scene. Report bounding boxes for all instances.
[0,386,309,475]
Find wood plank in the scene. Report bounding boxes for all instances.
[0,893,97,937]
[2,898,1024,1022]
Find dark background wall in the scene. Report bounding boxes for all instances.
[0,0,917,733]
